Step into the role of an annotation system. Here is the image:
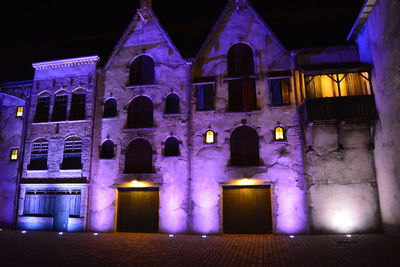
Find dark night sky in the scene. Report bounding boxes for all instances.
[0,0,366,83]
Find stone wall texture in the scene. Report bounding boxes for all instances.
[356,0,400,235]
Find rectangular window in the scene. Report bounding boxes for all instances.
[16,106,24,117]
[28,142,48,170]
[196,84,214,110]
[34,96,50,122]
[270,79,290,105]
[61,140,82,169]
[228,79,256,111]
[69,94,86,120]
[51,95,68,121]
[23,189,81,217]
[10,149,19,160]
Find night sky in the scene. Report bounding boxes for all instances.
[0,0,365,83]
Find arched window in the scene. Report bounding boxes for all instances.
[28,139,48,170]
[165,93,180,114]
[228,43,254,76]
[127,96,153,128]
[70,91,86,120]
[164,137,180,156]
[51,92,68,121]
[230,126,259,166]
[129,55,155,86]
[103,98,117,118]
[61,137,82,169]
[227,43,256,111]
[100,140,115,159]
[125,139,153,173]
[34,94,51,122]
[274,126,285,141]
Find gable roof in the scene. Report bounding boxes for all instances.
[104,6,185,70]
[195,0,288,61]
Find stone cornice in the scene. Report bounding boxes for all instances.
[32,56,100,70]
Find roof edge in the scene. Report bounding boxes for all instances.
[32,56,100,70]
[347,0,377,41]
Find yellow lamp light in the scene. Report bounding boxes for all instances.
[274,126,285,141]
[205,130,215,144]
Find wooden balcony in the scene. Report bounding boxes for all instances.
[299,95,377,125]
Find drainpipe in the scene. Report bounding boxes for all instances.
[14,82,33,229]
[86,68,100,232]
[186,60,193,233]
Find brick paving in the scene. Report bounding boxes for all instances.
[0,230,399,266]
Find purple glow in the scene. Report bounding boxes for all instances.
[275,184,308,234]
[159,186,187,233]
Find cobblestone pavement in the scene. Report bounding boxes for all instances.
[0,230,399,267]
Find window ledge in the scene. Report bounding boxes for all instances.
[269,104,292,109]
[26,170,48,173]
[196,109,215,112]
[272,140,288,144]
[125,84,158,89]
[59,169,82,173]
[226,165,266,170]
[225,110,262,115]
[32,119,89,125]
[122,127,156,132]
[162,114,181,117]
[99,158,115,160]
[102,117,119,120]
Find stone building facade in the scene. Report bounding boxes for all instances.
[0,0,398,235]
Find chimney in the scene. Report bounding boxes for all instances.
[140,0,152,9]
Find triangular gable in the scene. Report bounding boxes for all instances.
[105,6,185,70]
[195,0,288,61]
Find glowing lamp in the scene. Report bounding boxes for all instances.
[0,229,3,231]
[93,233,99,236]
[16,106,24,117]
[168,234,174,238]
[131,180,140,187]
[274,126,285,141]
[58,232,64,235]
[201,235,207,238]
[289,235,295,239]
[21,231,27,234]
[205,130,215,144]
[346,234,352,238]
[236,178,256,186]
[10,149,19,161]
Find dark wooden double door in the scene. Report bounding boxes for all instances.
[223,186,272,234]
[117,188,159,233]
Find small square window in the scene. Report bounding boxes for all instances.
[16,106,24,117]
[10,149,19,160]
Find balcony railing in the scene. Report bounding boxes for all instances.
[299,95,377,124]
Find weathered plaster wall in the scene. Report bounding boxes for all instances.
[305,123,380,233]
[356,0,400,235]
[89,8,189,233]
[0,94,24,227]
[192,1,308,234]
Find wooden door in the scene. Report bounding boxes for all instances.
[223,186,272,234]
[117,188,159,233]
[53,195,69,231]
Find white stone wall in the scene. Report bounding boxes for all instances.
[305,123,380,233]
[356,0,400,235]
